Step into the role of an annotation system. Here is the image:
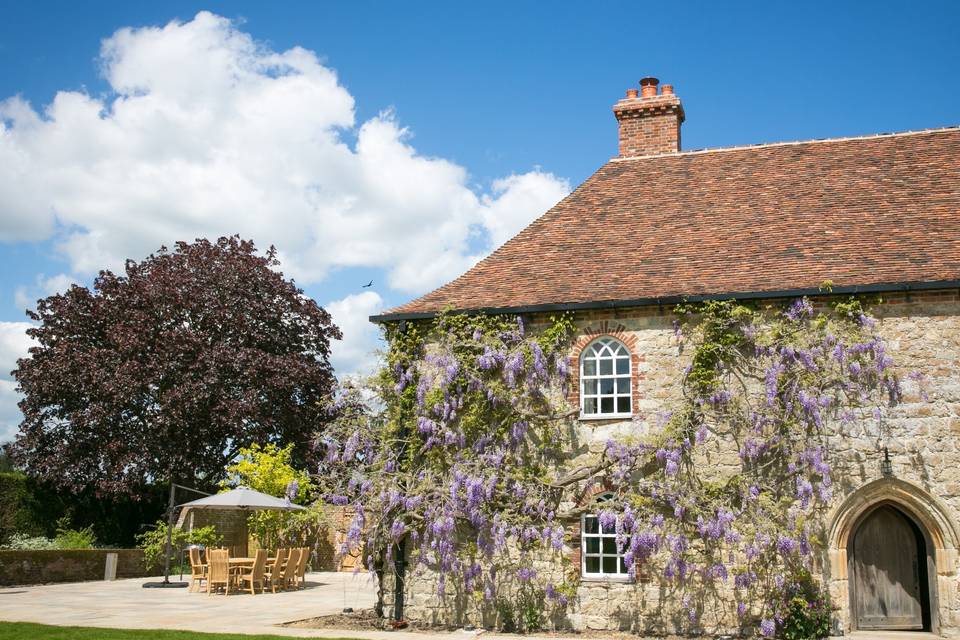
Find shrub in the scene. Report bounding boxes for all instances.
[1,518,98,550]
[0,472,49,541]
[0,533,57,549]
[136,521,221,571]
[770,570,834,640]
[53,517,96,549]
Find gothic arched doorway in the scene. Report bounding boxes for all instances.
[848,504,931,631]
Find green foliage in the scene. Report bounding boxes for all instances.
[0,472,47,541]
[1,519,97,550]
[519,595,544,632]
[136,521,221,571]
[0,533,58,550]
[771,570,834,640]
[222,443,313,499]
[676,299,756,394]
[0,451,14,472]
[494,586,546,633]
[52,517,96,549]
[221,443,320,549]
[0,471,168,547]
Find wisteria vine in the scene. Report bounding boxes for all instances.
[313,297,908,636]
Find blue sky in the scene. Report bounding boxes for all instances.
[0,1,957,438]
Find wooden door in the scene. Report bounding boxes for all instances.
[853,506,924,630]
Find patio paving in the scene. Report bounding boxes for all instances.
[0,571,396,638]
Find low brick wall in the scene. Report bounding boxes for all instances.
[0,549,147,586]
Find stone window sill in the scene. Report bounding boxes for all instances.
[580,574,634,584]
[579,413,633,422]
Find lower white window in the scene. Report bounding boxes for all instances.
[581,494,631,579]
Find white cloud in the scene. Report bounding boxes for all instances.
[481,171,572,249]
[0,322,35,443]
[326,291,385,379]
[13,273,76,311]
[0,11,569,295]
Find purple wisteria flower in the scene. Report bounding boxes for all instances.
[598,510,617,533]
[785,297,813,321]
[776,535,797,554]
[516,566,536,582]
[760,618,776,637]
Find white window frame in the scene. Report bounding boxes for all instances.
[579,337,632,420]
[581,493,632,581]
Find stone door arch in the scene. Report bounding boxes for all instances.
[827,478,960,635]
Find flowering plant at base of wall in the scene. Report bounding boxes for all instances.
[769,569,834,640]
[313,297,915,636]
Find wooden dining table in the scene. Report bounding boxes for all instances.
[228,557,255,566]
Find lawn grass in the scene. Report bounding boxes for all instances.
[0,621,363,640]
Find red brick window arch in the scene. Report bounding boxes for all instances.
[579,336,633,418]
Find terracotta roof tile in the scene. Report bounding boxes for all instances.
[379,128,960,320]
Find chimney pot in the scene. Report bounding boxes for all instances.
[661,84,674,96]
[639,76,659,98]
[626,88,639,99]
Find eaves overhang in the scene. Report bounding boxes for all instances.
[369,279,960,324]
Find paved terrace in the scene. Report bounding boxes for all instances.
[0,574,941,639]
[0,572,387,638]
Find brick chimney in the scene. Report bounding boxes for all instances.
[612,77,684,157]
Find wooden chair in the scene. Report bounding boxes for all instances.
[206,549,231,595]
[281,547,301,591]
[238,549,267,595]
[264,548,288,594]
[294,547,309,589]
[267,547,287,572]
[188,547,207,592]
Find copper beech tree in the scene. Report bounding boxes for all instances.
[7,236,341,495]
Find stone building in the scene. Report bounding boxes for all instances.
[373,78,960,635]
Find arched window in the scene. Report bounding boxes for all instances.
[581,493,630,579]
[580,337,632,418]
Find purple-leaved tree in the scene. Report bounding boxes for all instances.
[8,236,341,496]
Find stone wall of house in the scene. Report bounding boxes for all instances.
[388,290,960,636]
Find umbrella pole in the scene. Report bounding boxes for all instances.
[162,480,176,584]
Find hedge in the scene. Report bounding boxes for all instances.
[0,472,168,547]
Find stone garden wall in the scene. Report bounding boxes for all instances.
[0,549,147,586]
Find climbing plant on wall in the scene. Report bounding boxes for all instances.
[314,297,910,636]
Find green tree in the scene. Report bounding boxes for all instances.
[222,443,323,549]
[222,443,313,500]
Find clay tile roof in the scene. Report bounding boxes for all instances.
[376,128,960,321]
